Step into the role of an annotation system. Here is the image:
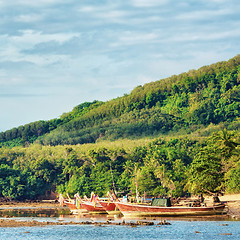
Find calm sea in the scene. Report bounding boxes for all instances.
[0,218,239,240]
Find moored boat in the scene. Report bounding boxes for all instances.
[98,200,122,215]
[64,201,88,214]
[64,201,77,211]
[80,201,107,214]
[63,192,106,214]
[97,191,121,214]
[115,202,226,217]
[98,200,117,211]
[64,200,106,214]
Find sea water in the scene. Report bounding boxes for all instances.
[0,220,239,240]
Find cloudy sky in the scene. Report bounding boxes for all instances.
[0,0,240,131]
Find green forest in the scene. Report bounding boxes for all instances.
[0,55,240,200]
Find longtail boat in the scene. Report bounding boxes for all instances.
[64,201,77,211]
[64,200,106,214]
[115,202,226,217]
[97,191,121,214]
[98,200,121,214]
[79,201,107,214]
[64,201,87,214]
[98,200,122,215]
[98,200,116,211]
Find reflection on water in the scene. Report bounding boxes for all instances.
[0,208,70,218]
[0,206,234,221]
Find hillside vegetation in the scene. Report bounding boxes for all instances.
[1,55,240,147]
[0,55,239,200]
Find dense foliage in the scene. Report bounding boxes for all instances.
[0,130,239,200]
[0,55,240,200]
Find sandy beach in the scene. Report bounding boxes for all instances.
[218,194,240,219]
[203,194,240,219]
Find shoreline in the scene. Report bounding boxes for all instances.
[205,194,240,220]
[0,195,239,227]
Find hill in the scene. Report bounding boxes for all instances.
[0,55,240,200]
[1,55,240,147]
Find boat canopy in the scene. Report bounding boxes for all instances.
[151,198,171,207]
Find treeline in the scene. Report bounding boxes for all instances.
[0,130,239,200]
[1,55,240,147]
[0,101,102,147]
[38,107,184,145]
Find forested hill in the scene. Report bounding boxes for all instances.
[1,55,240,147]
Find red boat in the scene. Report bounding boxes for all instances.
[64,201,77,211]
[65,200,106,214]
[98,200,118,212]
[80,201,107,214]
[64,201,87,214]
[115,202,226,217]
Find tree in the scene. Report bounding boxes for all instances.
[64,174,91,197]
[137,166,158,195]
[187,143,224,194]
[63,149,83,181]
[224,161,240,193]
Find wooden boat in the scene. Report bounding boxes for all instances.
[64,201,78,215]
[64,201,77,211]
[98,200,116,211]
[64,192,107,214]
[98,200,122,215]
[97,190,123,214]
[80,201,107,214]
[64,201,87,214]
[65,200,106,214]
[115,202,226,217]
[95,191,121,214]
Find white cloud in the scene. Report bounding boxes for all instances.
[131,0,169,7]
[14,14,44,23]
[169,28,240,43]
[203,0,228,4]
[78,4,129,23]
[12,30,79,45]
[96,10,128,21]
[111,31,159,47]
[176,8,235,21]
[78,6,96,13]
[0,44,69,66]
[0,0,65,7]
[0,31,79,66]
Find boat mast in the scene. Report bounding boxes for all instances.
[110,163,116,194]
[135,164,139,202]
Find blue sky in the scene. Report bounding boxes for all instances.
[0,0,240,132]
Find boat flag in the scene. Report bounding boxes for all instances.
[59,194,64,207]
[94,195,99,208]
[107,191,111,205]
[90,192,95,202]
[75,193,82,209]
[112,191,118,201]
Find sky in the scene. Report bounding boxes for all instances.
[0,0,240,132]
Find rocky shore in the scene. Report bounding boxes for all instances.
[0,199,59,209]
[0,218,171,228]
